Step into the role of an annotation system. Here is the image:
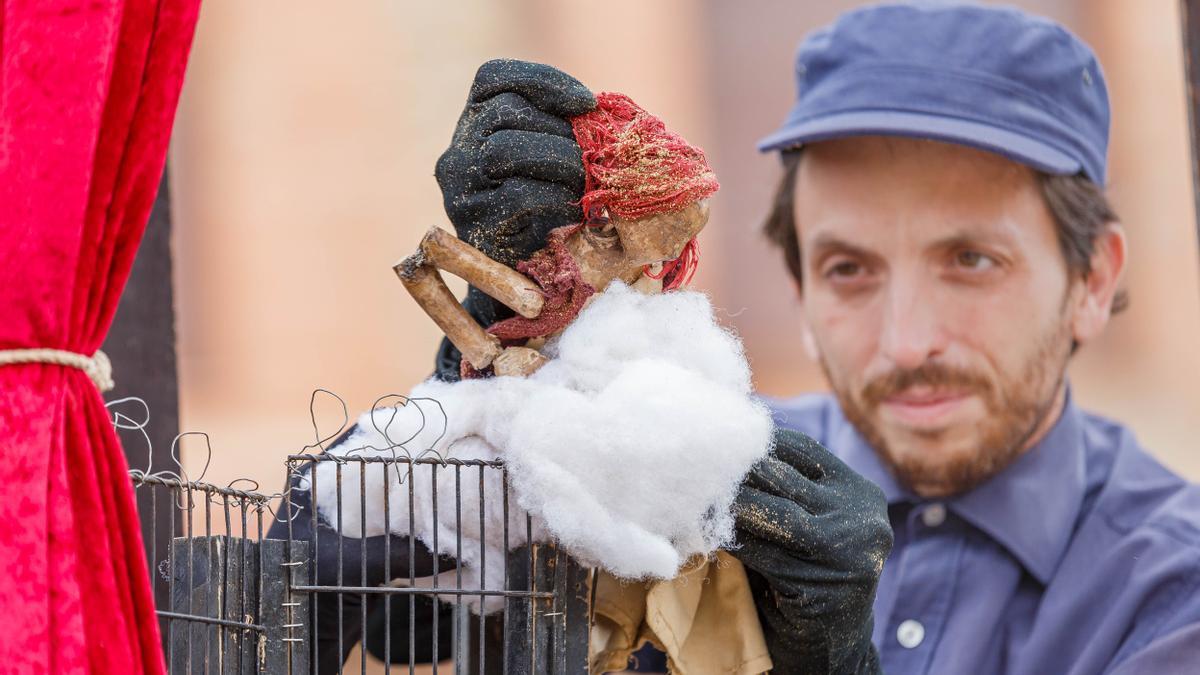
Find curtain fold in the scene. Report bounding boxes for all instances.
[0,0,201,672]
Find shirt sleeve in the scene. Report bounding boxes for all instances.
[764,393,834,442]
[1106,548,1200,675]
[1106,622,1200,674]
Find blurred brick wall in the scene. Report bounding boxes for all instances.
[170,0,1200,497]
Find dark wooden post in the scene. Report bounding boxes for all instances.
[104,169,182,643]
[501,544,592,674]
[1180,0,1200,261]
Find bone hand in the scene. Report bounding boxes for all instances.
[419,227,545,319]
[395,258,501,370]
[493,347,548,377]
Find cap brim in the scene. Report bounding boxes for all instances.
[757,109,1082,176]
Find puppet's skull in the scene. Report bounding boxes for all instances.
[611,200,709,266]
[571,199,709,294]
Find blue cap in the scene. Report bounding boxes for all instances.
[758,2,1110,184]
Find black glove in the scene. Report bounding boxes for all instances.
[732,429,893,675]
[432,59,596,381]
[267,429,457,674]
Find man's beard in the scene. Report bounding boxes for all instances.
[822,318,1071,498]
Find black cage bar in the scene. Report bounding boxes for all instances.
[131,454,592,675]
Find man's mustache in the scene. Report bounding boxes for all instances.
[861,363,995,407]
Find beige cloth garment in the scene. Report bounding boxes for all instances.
[589,551,773,675]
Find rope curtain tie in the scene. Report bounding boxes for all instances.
[0,348,115,392]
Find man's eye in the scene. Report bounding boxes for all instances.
[825,260,863,279]
[954,249,995,271]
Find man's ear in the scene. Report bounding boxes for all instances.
[1071,223,1127,344]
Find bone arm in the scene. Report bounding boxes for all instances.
[418,227,545,319]
[395,254,501,370]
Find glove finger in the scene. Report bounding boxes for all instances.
[470,92,576,139]
[729,531,800,578]
[469,59,596,117]
[436,93,577,202]
[481,130,584,192]
[771,428,835,481]
[732,484,819,557]
[452,178,583,265]
[773,428,882,490]
[736,507,889,582]
[435,144,490,199]
[451,176,581,224]
[742,454,824,504]
[774,428,889,512]
[734,534,860,596]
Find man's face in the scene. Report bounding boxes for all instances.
[793,136,1079,498]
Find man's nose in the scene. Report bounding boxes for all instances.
[879,276,946,370]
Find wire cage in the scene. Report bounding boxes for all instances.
[132,472,281,674]
[131,453,593,675]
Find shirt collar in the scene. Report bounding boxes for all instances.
[831,389,1087,584]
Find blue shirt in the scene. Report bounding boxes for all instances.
[770,391,1200,674]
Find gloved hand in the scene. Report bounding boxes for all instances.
[432,59,596,381]
[267,430,457,675]
[732,429,893,675]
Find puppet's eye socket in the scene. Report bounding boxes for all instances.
[585,208,610,227]
[584,220,621,247]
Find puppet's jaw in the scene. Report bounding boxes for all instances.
[631,269,665,295]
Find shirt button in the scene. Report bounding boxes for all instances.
[897,619,926,649]
[922,503,947,527]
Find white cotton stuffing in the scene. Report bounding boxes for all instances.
[310,282,773,612]
[304,403,532,614]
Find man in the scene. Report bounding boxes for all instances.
[752,3,1200,673]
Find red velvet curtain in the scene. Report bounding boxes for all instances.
[0,0,200,672]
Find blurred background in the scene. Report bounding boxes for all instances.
[168,0,1200,508]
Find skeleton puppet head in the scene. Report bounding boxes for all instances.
[571,92,718,290]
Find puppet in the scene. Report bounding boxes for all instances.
[305,68,775,675]
[406,87,771,673]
